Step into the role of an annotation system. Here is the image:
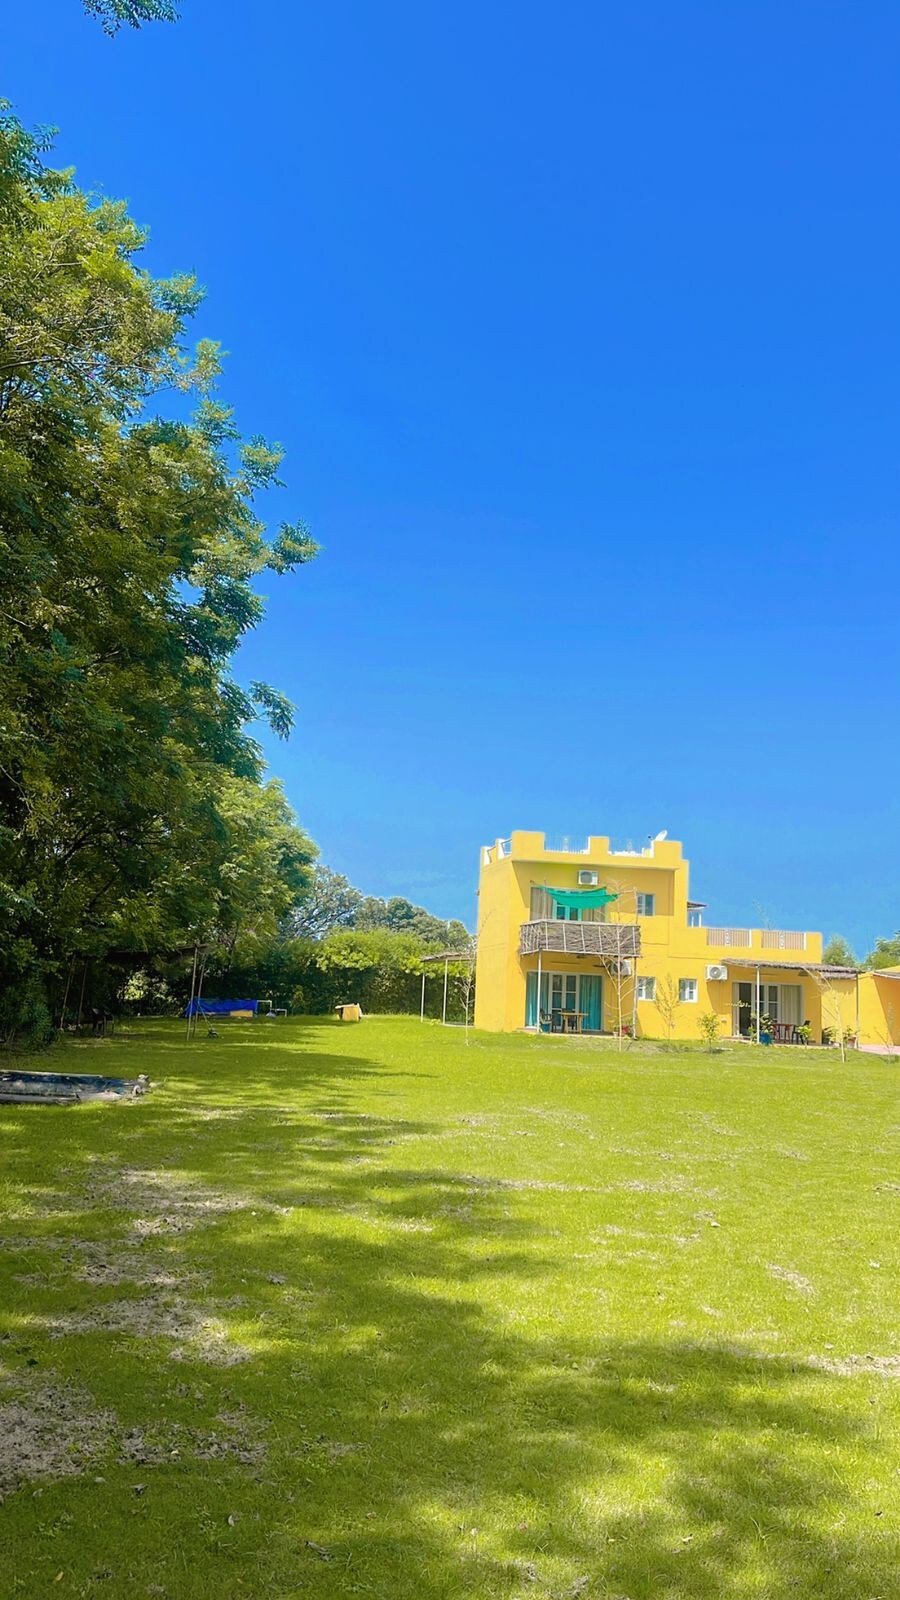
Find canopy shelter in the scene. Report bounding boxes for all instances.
[538,885,619,911]
[714,959,860,1044]
[420,950,471,1025]
[185,998,260,1018]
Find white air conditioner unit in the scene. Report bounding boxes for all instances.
[578,870,599,885]
[611,958,633,976]
[706,963,729,982]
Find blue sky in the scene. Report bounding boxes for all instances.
[7,1,899,953]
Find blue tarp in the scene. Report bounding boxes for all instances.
[185,998,259,1017]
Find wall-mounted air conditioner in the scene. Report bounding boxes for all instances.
[578,870,599,885]
[611,959,633,976]
[706,963,729,982]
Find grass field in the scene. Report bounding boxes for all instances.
[0,1017,897,1599]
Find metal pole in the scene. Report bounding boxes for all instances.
[190,952,207,1040]
[536,948,542,1030]
[420,970,426,1021]
[76,959,88,1032]
[59,956,75,1031]
[442,958,449,1025]
[186,944,199,1042]
[755,965,761,1045]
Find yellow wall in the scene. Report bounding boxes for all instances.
[472,829,888,1045]
[857,971,900,1046]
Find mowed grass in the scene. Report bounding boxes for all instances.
[0,1019,897,1599]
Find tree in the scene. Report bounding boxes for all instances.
[823,935,858,967]
[804,966,856,1060]
[698,1012,721,1051]
[204,778,316,971]
[603,880,638,1047]
[653,976,682,1048]
[82,0,178,32]
[864,933,900,970]
[355,895,468,948]
[288,867,364,941]
[0,107,316,1039]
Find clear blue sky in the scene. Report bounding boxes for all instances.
[7,1,900,953]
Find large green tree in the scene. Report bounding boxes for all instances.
[822,935,858,967]
[864,933,900,970]
[0,106,315,1040]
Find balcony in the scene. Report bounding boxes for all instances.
[519,920,641,959]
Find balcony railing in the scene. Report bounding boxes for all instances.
[706,927,807,951]
[760,930,807,951]
[519,920,641,959]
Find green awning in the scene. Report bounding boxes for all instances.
[540,885,618,909]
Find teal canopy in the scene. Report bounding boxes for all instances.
[541,885,618,909]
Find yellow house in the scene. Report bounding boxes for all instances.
[474,829,900,1050]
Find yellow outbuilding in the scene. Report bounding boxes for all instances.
[474,830,900,1050]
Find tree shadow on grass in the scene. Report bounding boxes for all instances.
[0,1026,895,1599]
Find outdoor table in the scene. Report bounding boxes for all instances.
[560,1011,586,1034]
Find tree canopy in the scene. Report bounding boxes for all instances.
[82,0,178,33]
[864,933,900,970]
[822,935,858,968]
[0,106,315,1040]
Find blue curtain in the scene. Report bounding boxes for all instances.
[525,973,550,1027]
[580,975,601,1031]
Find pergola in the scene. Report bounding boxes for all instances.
[722,959,860,1044]
[420,950,470,1025]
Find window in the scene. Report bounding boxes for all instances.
[679,978,698,1003]
[687,908,702,927]
[636,976,656,1002]
[636,893,655,916]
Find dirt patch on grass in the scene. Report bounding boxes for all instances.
[120,1408,267,1467]
[767,1264,815,1295]
[42,1294,254,1365]
[0,1370,115,1500]
[809,1353,900,1379]
[57,1241,206,1289]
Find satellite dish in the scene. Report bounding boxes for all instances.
[653,829,668,841]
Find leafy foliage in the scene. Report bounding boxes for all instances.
[0,109,316,1040]
[288,866,364,941]
[864,932,900,970]
[82,0,179,34]
[822,935,858,967]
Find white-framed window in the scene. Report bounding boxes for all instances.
[636,975,656,1002]
[636,893,655,916]
[687,908,702,927]
[679,978,698,1003]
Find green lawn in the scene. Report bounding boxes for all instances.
[0,1018,897,1599]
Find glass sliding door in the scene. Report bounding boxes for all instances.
[732,980,804,1035]
[525,971,603,1031]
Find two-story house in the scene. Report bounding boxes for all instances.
[473,830,899,1048]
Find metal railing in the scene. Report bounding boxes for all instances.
[707,927,808,950]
